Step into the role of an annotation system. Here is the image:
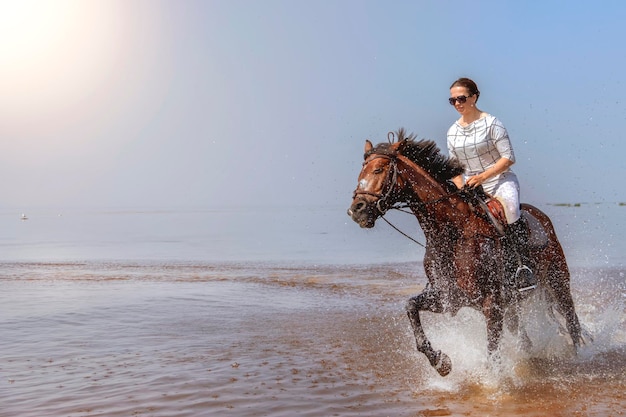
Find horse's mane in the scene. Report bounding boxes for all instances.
[365,128,465,185]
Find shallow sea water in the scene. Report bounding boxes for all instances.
[0,204,624,416]
[0,262,624,417]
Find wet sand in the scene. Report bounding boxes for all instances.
[1,262,624,416]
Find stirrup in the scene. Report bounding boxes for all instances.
[515,265,537,292]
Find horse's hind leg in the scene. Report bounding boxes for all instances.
[545,262,585,349]
[405,290,452,376]
[525,204,586,349]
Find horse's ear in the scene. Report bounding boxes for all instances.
[364,140,373,155]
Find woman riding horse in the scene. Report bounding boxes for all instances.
[348,133,585,376]
[447,77,535,292]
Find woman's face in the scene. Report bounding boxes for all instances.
[449,85,477,115]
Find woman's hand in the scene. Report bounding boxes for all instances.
[466,173,487,188]
[451,175,464,189]
[466,157,515,188]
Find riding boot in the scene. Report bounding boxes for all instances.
[507,216,537,292]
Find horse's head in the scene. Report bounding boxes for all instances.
[347,130,465,228]
[347,139,408,228]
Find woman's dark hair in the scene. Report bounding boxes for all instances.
[450,77,480,101]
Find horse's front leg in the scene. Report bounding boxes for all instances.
[459,236,505,360]
[405,289,452,376]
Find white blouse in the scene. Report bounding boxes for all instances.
[446,114,516,190]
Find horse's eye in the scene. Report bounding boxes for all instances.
[373,168,383,174]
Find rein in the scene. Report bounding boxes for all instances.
[380,215,426,248]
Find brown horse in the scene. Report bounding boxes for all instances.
[347,130,586,376]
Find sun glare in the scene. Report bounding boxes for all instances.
[0,0,128,163]
[0,1,73,68]
[0,1,120,122]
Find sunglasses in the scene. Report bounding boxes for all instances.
[448,93,474,105]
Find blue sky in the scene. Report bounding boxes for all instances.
[1,0,625,209]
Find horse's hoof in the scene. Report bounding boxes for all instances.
[434,351,452,377]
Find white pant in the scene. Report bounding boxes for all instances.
[481,171,521,224]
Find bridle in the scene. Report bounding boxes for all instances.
[352,154,399,215]
[352,150,463,247]
[353,151,461,215]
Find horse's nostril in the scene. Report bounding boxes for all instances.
[355,201,365,212]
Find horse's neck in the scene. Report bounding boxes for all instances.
[396,156,483,235]
[412,208,454,238]
[396,156,449,202]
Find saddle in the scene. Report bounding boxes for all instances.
[461,186,507,235]
[461,186,548,248]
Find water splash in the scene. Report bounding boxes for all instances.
[404,281,625,397]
